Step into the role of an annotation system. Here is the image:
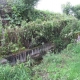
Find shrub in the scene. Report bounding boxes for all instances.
[0,63,32,80]
[0,16,76,55]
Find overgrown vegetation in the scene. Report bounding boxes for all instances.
[0,9,77,55]
[32,42,80,80]
[0,0,80,80]
[0,0,77,55]
[0,41,80,80]
[0,0,79,55]
[0,63,32,80]
[62,2,80,19]
[6,0,40,25]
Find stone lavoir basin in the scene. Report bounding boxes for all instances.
[0,43,54,65]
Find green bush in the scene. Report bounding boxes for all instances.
[0,42,25,55]
[0,8,77,55]
[0,16,76,55]
[72,42,80,53]
[0,64,32,80]
[32,42,80,80]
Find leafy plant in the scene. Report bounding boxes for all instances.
[32,42,80,80]
[0,63,32,80]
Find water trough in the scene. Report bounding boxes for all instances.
[0,43,54,65]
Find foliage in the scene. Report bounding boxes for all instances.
[0,42,19,55]
[60,19,80,39]
[0,63,32,80]
[32,42,80,80]
[0,1,80,79]
[62,2,80,19]
[70,42,80,54]
[0,4,77,55]
[1,37,80,80]
[0,41,80,80]
[72,5,80,19]
[0,12,76,55]
[25,9,64,21]
[8,0,39,14]
[62,2,73,15]
[22,17,76,51]
[0,26,26,55]
[7,0,39,24]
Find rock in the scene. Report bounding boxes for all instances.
[0,58,8,64]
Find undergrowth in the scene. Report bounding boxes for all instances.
[32,42,80,80]
[0,63,32,80]
[0,42,80,80]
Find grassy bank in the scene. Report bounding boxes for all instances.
[32,42,80,80]
[0,42,80,80]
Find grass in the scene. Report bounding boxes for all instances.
[0,63,32,80]
[32,42,80,80]
[0,42,80,80]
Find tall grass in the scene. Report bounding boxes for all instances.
[0,42,80,80]
[0,63,32,80]
[32,42,80,80]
